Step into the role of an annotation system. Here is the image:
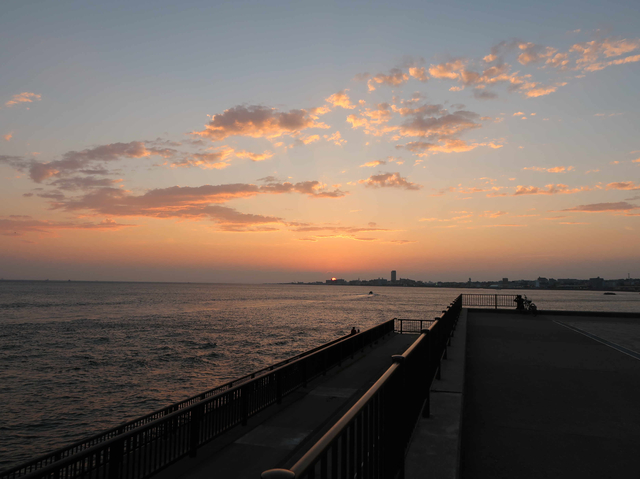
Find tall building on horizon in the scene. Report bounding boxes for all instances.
[391,270,397,282]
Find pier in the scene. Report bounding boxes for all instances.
[3,295,640,478]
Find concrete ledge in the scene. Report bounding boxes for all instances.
[405,309,467,479]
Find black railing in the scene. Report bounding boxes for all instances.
[2,331,356,479]
[6,322,394,479]
[462,293,518,309]
[262,296,462,479]
[394,318,436,334]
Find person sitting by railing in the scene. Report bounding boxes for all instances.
[514,295,524,310]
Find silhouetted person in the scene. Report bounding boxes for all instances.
[351,327,357,335]
[514,295,524,310]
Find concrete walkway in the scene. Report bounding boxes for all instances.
[460,311,640,478]
[153,332,417,479]
[405,309,467,479]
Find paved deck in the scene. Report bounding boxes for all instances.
[153,332,417,479]
[460,311,640,478]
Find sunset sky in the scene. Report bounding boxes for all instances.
[1,0,639,283]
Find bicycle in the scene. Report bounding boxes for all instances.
[523,295,537,316]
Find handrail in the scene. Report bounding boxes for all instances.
[462,293,519,309]
[1,331,354,479]
[262,295,463,478]
[11,320,395,479]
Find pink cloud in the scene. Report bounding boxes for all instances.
[325,90,356,109]
[358,172,421,190]
[606,181,640,191]
[366,69,409,91]
[5,92,41,107]
[192,105,328,141]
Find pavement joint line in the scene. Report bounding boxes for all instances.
[553,320,640,361]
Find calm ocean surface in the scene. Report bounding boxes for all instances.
[1,281,639,470]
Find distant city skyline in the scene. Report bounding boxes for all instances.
[1,1,639,283]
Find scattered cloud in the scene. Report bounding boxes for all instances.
[325,90,356,110]
[606,181,640,191]
[360,160,386,168]
[4,132,13,141]
[513,184,590,195]
[562,202,639,212]
[5,92,41,107]
[358,172,421,190]
[192,105,328,141]
[324,131,346,146]
[523,166,574,173]
[366,68,409,91]
[0,216,135,236]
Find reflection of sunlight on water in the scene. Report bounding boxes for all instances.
[1,283,639,469]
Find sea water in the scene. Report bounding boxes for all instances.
[1,281,638,470]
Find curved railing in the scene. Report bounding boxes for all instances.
[7,320,394,479]
[262,295,462,479]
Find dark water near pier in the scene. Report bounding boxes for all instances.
[0,281,638,470]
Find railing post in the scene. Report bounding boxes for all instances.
[241,385,248,426]
[302,359,308,388]
[422,329,431,418]
[495,294,498,309]
[276,370,283,405]
[108,438,124,479]
[190,404,203,457]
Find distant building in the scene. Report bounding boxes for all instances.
[391,270,397,282]
[588,277,604,289]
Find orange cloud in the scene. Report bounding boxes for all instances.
[193,105,328,141]
[562,202,639,212]
[0,216,135,236]
[366,69,409,91]
[513,184,591,195]
[171,147,235,169]
[325,90,356,109]
[517,42,558,65]
[523,166,574,173]
[606,181,640,191]
[235,149,274,162]
[40,180,346,232]
[400,138,502,157]
[408,67,429,82]
[324,131,346,146]
[429,60,466,79]
[360,160,386,168]
[5,92,41,107]
[480,210,508,218]
[571,37,640,72]
[3,132,12,141]
[358,172,421,190]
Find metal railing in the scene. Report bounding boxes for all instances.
[1,330,357,479]
[394,318,436,334]
[262,296,462,479]
[7,322,394,479]
[461,294,519,309]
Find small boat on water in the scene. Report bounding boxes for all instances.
[603,292,616,295]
